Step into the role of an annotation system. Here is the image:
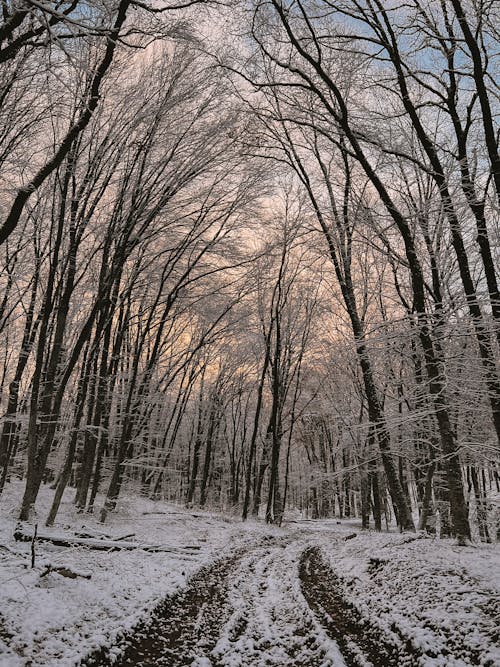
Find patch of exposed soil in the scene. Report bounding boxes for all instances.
[209,542,336,666]
[81,538,340,667]
[82,541,494,667]
[81,552,239,666]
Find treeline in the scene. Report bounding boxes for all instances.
[0,0,498,544]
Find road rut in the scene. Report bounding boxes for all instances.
[81,538,441,667]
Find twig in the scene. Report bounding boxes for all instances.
[31,524,38,568]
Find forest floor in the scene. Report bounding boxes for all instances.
[0,482,499,667]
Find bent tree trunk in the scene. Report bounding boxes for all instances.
[46,342,92,526]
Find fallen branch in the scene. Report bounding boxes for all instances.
[75,530,136,542]
[116,533,136,541]
[142,510,205,519]
[14,525,201,553]
[31,524,38,568]
[40,564,92,580]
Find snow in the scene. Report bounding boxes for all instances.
[0,481,278,667]
[0,484,499,667]
[210,538,348,666]
[311,523,500,667]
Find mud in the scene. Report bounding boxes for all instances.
[299,545,413,666]
[82,541,489,667]
[81,553,238,666]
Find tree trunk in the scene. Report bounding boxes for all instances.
[46,343,91,525]
[470,467,490,543]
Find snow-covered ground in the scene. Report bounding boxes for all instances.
[300,519,500,666]
[209,537,348,667]
[0,483,499,667]
[0,482,278,667]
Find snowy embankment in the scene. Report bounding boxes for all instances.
[0,482,278,667]
[299,519,500,667]
[0,484,499,667]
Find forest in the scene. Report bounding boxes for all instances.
[1,0,500,665]
[0,0,499,544]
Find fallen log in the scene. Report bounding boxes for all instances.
[14,525,201,553]
[75,530,136,542]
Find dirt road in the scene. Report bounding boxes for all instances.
[82,534,421,667]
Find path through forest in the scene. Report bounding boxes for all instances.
[81,535,440,667]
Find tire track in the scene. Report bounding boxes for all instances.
[209,539,346,666]
[86,541,459,667]
[81,537,347,667]
[299,545,496,667]
[299,545,414,667]
[81,551,241,667]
